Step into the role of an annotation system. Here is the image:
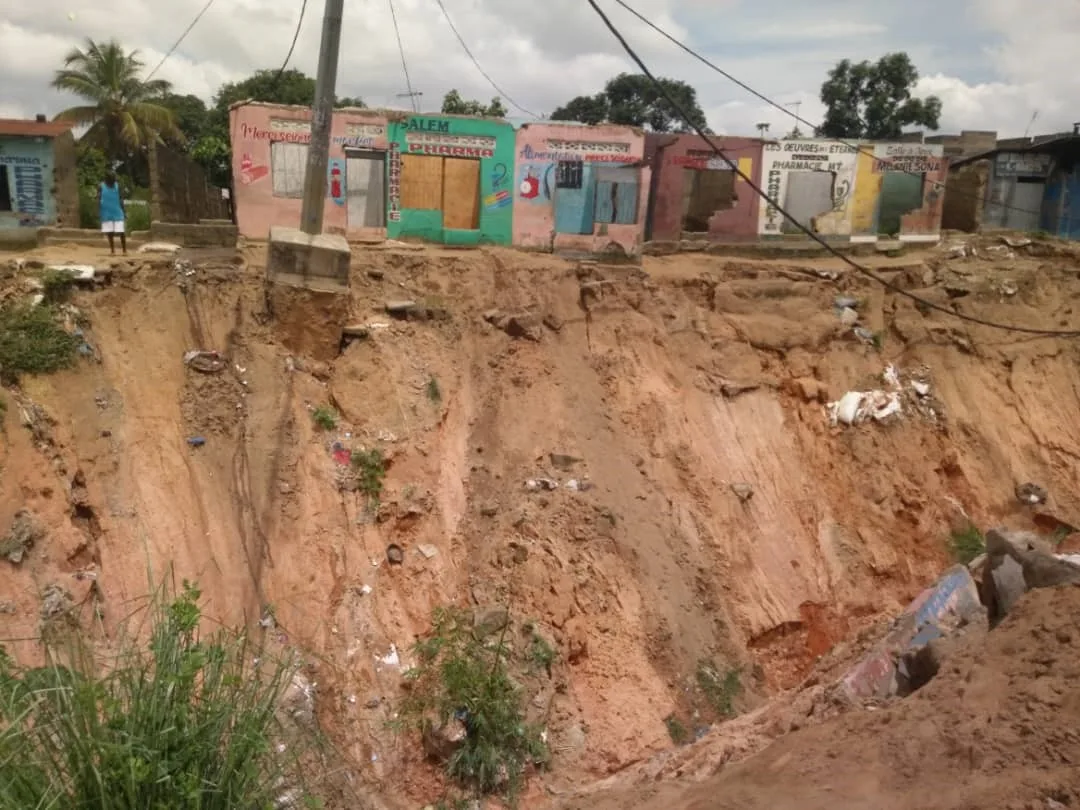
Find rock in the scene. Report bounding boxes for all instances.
[479,502,499,517]
[838,306,859,326]
[983,555,1027,622]
[2,510,44,564]
[565,617,589,664]
[308,361,331,381]
[1015,482,1048,505]
[422,715,468,761]
[834,296,859,310]
[385,300,417,317]
[719,380,759,398]
[549,453,582,471]
[985,527,1080,591]
[482,309,504,325]
[542,313,564,333]
[730,483,754,503]
[503,313,542,342]
[366,269,385,280]
[417,544,438,559]
[386,544,404,565]
[473,606,510,637]
[341,324,370,339]
[40,584,73,621]
[281,673,316,727]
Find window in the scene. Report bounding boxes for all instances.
[556,160,583,189]
[271,141,307,198]
[0,166,11,212]
[593,166,639,225]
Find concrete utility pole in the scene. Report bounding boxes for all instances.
[299,0,345,235]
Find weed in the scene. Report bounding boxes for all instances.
[0,579,323,810]
[402,483,417,501]
[871,330,885,352]
[527,631,556,675]
[39,269,78,305]
[399,606,548,800]
[351,448,386,510]
[426,375,442,404]
[949,523,985,564]
[696,660,741,719]
[1052,526,1071,547]
[311,405,338,431]
[0,394,6,417]
[664,714,689,745]
[0,304,80,385]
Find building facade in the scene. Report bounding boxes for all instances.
[0,117,78,234]
[229,102,390,240]
[512,123,648,255]
[386,114,515,245]
[645,134,762,243]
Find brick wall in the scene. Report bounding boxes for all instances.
[941,163,989,232]
[51,131,79,228]
[148,142,229,224]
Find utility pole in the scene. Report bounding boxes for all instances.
[299,0,345,235]
[396,90,423,113]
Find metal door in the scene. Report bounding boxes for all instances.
[782,171,833,233]
[1004,179,1044,232]
[346,152,386,228]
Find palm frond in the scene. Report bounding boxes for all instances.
[53,106,101,127]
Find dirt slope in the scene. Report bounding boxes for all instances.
[2,236,1080,806]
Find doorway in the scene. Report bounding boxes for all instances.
[681,168,734,232]
[399,154,481,231]
[0,167,11,212]
[878,171,924,235]
[782,171,834,233]
[345,150,386,228]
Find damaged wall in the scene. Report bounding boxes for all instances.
[645,133,762,242]
[941,162,990,232]
[858,143,948,241]
[148,142,229,225]
[757,139,859,238]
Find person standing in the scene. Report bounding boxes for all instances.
[98,172,126,255]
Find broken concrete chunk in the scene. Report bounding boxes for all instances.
[2,510,44,564]
[503,313,543,342]
[385,300,416,317]
[838,306,859,326]
[40,583,74,621]
[341,324,370,339]
[1015,482,1048,505]
[985,527,1080,590]
[137,242,182,254]
[473,606,510,637]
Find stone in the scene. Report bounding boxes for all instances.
[341,324,370,339]
[730,483,754,503]
[417,544,438,560]
[385,300,417,317]
[479,503,499,517]
[565,617,589,664]
[983,555,1027,622]
[39,584,73,620]
[366,269,385,280]
[503,313,543,342]
[985,527,1080,590]
[422,716,468,761]
[473,606,510,637]
[838,306,859,326]
[1015,482,1048,505]
[549,453,582,471]
[542,313,564,332]
[2,510,44,564]
[267,226,351,288]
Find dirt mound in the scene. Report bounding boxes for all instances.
[575,583,1080,810]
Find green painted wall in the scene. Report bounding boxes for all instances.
[386,115,514,245]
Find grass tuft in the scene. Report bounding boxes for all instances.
[426,375,442,404]
[949,523,985,564]
[664,714,689,745]
[351,448,386,510]
[0,303,80,385]
[39,269,78,305]
[311,405,338,431]
[696,660,741,719]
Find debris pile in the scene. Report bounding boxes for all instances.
[827,364,941,428]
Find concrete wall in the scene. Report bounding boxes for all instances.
[387,114,515,246]
[0,134,58,230]
[645,133,761,243]
[149,142,229,224]
[758,139,860,237]
[874,143,947,242]
[229,103,390,239]
[512,123,648,254]
[52,132,79,228]
[941,163,989,232]
[983,151,1054,232]
[926,130,997,158]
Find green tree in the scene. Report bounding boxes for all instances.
[157,92,210,144]
[818,52,942,139]
[51,39,180,163]
[440,89,507,117]
[551,73,708,132]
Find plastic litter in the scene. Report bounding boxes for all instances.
[828,390,902,426]
[187,436,206,447]
[525,478,559,491]
[183,350,225,373]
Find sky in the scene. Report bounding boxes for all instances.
[1,0,1078,139]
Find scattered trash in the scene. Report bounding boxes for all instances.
[47,264,95,282]
[834,296,859,310]
[417,544,438,559]
[911,380,931,397]
[730,482,754,502]
[1015,482,1048,505]
[137,242,182,254]
[525,478,559,491]
[376,645,400,668]
[183,350,225,373]
[386,544,404,565]
[187,436,206,447]
[565,479,593,492]
[828,390,902,426]
[359,584,372,596]
[838,306,859,326]
[853,326,876,345]
[999,280,1018,297]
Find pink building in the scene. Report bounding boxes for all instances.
[512,123,648,255]
[229,102,389,240]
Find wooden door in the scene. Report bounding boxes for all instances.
[442,158,481,230]
[400,154,443,210]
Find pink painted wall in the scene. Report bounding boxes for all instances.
[512,123,649,255]
[228,103,389,239]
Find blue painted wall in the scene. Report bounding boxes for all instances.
[1063,167,1080,241]
[0,135,55,229]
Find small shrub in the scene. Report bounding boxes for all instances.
[0,304,80,385]
[527,631,556,675]
[426,375,442,404]
[125,200,151,232]
[871,330,885,351]
[950,524,985,564]
[312,405,338,431]
[664,714,689,745]
[351,448,386,509]
[696,660,741,719]
[399,607,548,799]
[39,269,78,305]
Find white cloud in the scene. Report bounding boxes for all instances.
[0,0,1076,139]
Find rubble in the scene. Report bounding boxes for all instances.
[1,510,44,564]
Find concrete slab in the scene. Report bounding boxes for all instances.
[267,226,350,290]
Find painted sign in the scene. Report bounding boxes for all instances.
[239,153,269,185]
[406,131,496,159]
[387,142,401,221]
[995,152,1053,178]
[484,190,511,211]
[239,119,385,149]
[758,140,859,235]
[328,158,346,206]
[0,155,46,222]
[872,143,944,173]
[519,141,631,164]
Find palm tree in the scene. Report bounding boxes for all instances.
[51,39,180,163]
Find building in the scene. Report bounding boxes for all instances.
[0,116,78,235]
[949,129,1080,238]
[229,102,390,240]
[387,113,515,245]
[513,123,648,255]
[645,134,762,243]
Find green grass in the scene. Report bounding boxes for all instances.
[40,268,78,305]
[0,580,321,810]
[696,660,742,719]
[311,405,338,431]
[527,631,556,675]
[398,607,549,801]
[426,375,442,404]
[949,524,986,564]
[350,448,386,510]
[0,303,81,385]
[664,714,689,745]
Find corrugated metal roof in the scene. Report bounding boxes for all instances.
[0,118,75,138]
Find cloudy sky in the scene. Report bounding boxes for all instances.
[2,0,1078,139]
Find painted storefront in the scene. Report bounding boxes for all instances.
[758,139,860,238]
[851,143,947,242]
[645,134,762,242]
[386,114,514,245]
[229,102,389,240]
[0,119,78,231]
[512,123,648,255]
[982,151,1054,233]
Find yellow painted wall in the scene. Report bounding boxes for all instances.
[851,145,881,236]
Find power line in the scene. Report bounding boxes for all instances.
[145,0,218,81]
[584,0,1080,338]
[388,0,418,113]
[609,0,1045,221]
[431,0,538,118]
[276,0,309,80]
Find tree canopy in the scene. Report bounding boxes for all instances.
[440,89,507,118]
[551,73,708,132]
[817,52,942,140]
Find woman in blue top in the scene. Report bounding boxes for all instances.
[98,172,126,255]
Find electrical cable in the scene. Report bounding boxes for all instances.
[584,0,1080,338]
[609,0,1046,220]
[431,0,539,119]
[388,0,419,113]
[145,0,218,81]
